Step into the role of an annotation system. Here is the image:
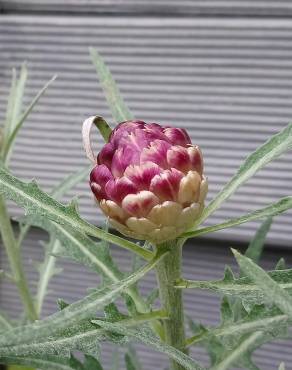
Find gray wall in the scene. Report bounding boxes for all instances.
[0,1,292,369]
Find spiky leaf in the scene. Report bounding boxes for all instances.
[0,167,153,260]
[89,48,134,122]
[190,123,292,228]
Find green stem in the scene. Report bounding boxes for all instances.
[0,196,38,322]
[156,240,187,370]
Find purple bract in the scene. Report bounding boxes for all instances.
[90,120,208,243]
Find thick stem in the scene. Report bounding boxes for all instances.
[156,240,187,370]
[0,196,38,322]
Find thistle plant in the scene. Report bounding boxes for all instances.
[0,50,292,370]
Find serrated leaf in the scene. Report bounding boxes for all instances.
[0,250,165,348]
[25,215,155,324]
[220,297,233,325]
[125,353,136,370]
[0,354,79,370]
[0,312,12,332]
[1,354,103,370]
[83,355,103,370]
[0,310,165,364]
[104,303,127,322]
[36,238,62,315]
[0,269,13,281]
[232,249,292,318]
[145,288,159,306]
[27,215,123,283]
[89,48,134,122]
[188,123,292,229]
[176,268,292,309]
[182,197,292,239]
[57,299,69,311]
[92,320,205,370]
[111,347,120,370]
[2,64,27,145]
[0,167,153,260]
[187,307,288,348]
[244,217,273,264]
[275,258,286,270]
[3,75,56,165]
[125,346,142,370]
[210,332,263,370]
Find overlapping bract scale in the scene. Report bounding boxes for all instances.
[90,120,208,243]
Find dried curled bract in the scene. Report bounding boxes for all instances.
[88,120,208,243]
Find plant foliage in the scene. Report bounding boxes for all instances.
[0,54,292,370]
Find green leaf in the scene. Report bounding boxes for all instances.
[186,304,287,368]
[232,249,292,318]
[0,167,153,260]
[0,311,166,364]
[0,312,12,332]
[92,320,206,370]
[275,258,286,270]
[209,332,263,370]
[26,215,155,324]
[245,217,273,264]
[57,299,69,311]
[0,250,166,348]
[89,48,134,122]
[111,348,120,370]
[35,239,62,315]
[17,166,91,315]
[3,75,56,165]
[1,354,103,370]
[1,355,79,370]
[27,216,123,283]
[181,197,292,239]
[191,123,292,228]
[176,267,292,310]
[125,346,142,370]
[83,355,103,370]
[0,269,13,281]
[279,363,286,370]
[187,307,288,347]
[51,165,91,200]
[2,64,27,145]
[16,165,91,248]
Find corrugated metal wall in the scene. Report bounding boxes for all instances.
[0,1,292,369]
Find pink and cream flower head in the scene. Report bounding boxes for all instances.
[83,119,208,243]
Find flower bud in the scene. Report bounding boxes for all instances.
[89,120,208,243]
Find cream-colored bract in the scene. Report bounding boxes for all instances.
[99,174,208,243]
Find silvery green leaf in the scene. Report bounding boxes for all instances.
[89,48,134,123]
[0,354,103,370]
[0,354,77,370]
[176,267,292,309]
[0,311,12,333]
[191,123,292,227]
[232,249,292,318]
[3,75,56,165]
[93,320,206,370]
[111,348,120,370]
[0,167,153,260]
[0,251,165,348]
[244,217,273,264]
[2,64,27,144]
[182,197,292,239]
[125,345,142,370]
[209,332,263,370]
